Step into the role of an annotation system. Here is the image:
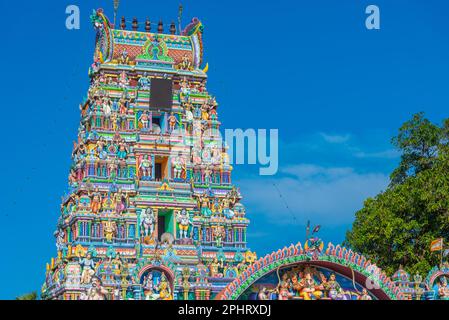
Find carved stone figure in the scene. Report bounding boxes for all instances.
[277,273,291,300]
[176,209,191,239]
[55,229,66,251]
[117,140,128,159]
[209,257,223,278]
[139,155,153,178]
[114,190,127,215]
[158,274,173,300]
[118,71,129,88]
[299,272,323,300]
[79,252,96,284]
[168,112,178,132]
[85,276,108,300]
[198,193,212,217]
[120,49,130,65]
[213,226,225,247]
[139,112,150,129]
[104,220,117,242]
[160,232,175,246]
[172,155,185,180]
[144,272,158,300]
[90,190,102,214]
[138,72,150,90]
[140,208,156,237]
[358,288,373,300]
[324,273,343,299]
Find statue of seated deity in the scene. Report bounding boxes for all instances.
[299,272,323,300]
[158,280,173,300]
[323,273,344,299]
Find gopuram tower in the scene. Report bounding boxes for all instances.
[41,9,253,300]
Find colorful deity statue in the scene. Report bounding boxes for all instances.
[184,103,194,122]
[213,226,225,247]
[139,112,150,129]
[138,72,150,90]
[179,77,190,102]
[221,196,235,219]
[85,276,108,300]
[299,271,323,300]
[118,71,129,88]
[120,49,130,65]
[172,155,185,180]
[110,253,123,276]
[176,209,191,239]
[96,138,108,160]
[55,229,66,251]
[79,252,96,284]
[209,257,223,278]
[438,277,449,300]
[139,155,153,178]
[177,54,192,71]
[114,190,127,215]
[107,160,118,181]
[117,140,128,159]
[104,220,117,242]
[358,288,373,300]
[324,273,343,299]
[277,273,292,300]
[198,193,212,217]
[158,274,173,300]
[168,112,178,132]
[119,98,128,115]
[143,272,157,300]
[102,97,112,116]
[140,208,156,237]
[111,113,118,130]
[90,189,102,214]
[201,103,210,121]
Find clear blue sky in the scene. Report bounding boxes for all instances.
[0,0,448,299]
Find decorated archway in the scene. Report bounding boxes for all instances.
[216,241,404,300]
[424,264,449,300]
[136,264,175,300]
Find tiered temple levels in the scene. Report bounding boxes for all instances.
[42,9,253,300]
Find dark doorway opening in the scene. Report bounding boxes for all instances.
[155,163,162,180]
[158,215,166,240]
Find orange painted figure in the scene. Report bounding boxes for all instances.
[299,272,323,300]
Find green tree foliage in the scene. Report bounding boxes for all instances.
[15,292,38,300]
[345,113,449,276]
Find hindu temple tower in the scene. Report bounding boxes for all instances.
[41,8,253,300]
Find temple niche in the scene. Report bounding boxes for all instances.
[141,268,174,300]
[239,265,372,301]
